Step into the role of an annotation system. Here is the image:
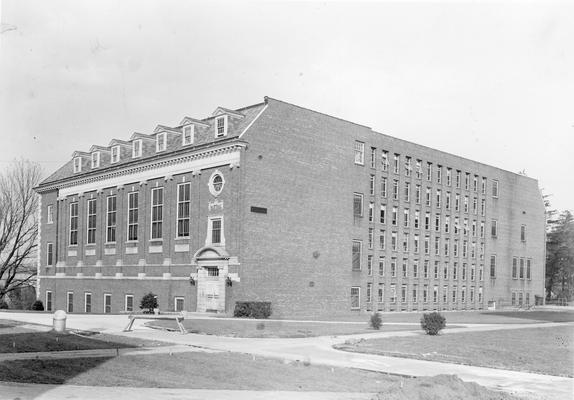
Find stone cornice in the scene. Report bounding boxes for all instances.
[37,140,247,194]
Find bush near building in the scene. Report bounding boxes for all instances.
[420,312,446,335]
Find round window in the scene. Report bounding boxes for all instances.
[209,171,225,196]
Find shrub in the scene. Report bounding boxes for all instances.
[0,300,9,309]
[420,312,446,335]
[370,312,383,330]
[140,292,158,314]
[31,300,44,311]
[233,301,272,319]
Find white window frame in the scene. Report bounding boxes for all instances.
[350,287,361,310]
[177,183,191,238]
[67,291,74,313]
[174,297,185,312]
[46,242,54,266]
[106,195,117,243]
[215,115,228,138]
[352,240,362,271]
[151,187,164,240]
[111,145,120,163]
[125,294,134,312]
[69,202,79,246]
[87,199,99,246]
[104,293,112,314]
[91,152,100,168]
[492,179,499,198]
[132,139,142,158]
[73,157,82,173]
[156,132,167,152]
[85,292,92,313]
[353,193,364,217]
[46,291,53,312]
[127,191,139,241]
[182,125,195,145]
[47,205,53,224]
[207,216,225,245]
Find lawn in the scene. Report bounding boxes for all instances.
[335,325,574,377]
[149,317,418,337]
[0,353,521,399]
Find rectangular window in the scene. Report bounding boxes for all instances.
[125,295,134,312]
[378,284,384,303]
[479,264,484,281]
[175,297,185,312]
[481,199,486,216]
[473,175,478,192]
[369,175,375,196]
[446,168,452,186]
[491,220,498,238]
[47,205,53,224]
[462,263,467,280]
[415,185,421,204]
[436,165,442,184]
[401,285,407,303]
[353,193,363,217]
[151,188,164,239]
[434,236,440,256]
[405,156,412,176]
[455,194,460,212]
[424,260,429,279]
[156,133,167,152]
[436,189,441,208]
[104,294,112,314]
[132,139,142,158]
[433,286,438,303]
[73,157,82,173]
[391,232,397,251]
[404,182,410,202]
[367,255,373,276]
[211,218,223,244]
[426,187,431,206]
[443,286,448,304]
[111,145,120,163]
[434,261,439,279]
[368,228,374,249]
[490,255,496,278]
[472,220,477,237]
[46,291,53,312]
[379,257,385,276]
[444,238,450,257]
[393,154,400,174]
[462,240,468,258]
[414,210,420,229]
[444,215,450,233]
[452,286,458,303]
[367,283,373,303]
[106,195,117,243]
[85,292,92,313]
[521,225,526,242]
[67,292,74,313]
[423,286,428,303]
[370,147,376,168]
[351,287,360,309]
[392,180,399,200]
[424,235,430,255]
[492,180,499,198]
[472,197,478,214]
[512,257,518,279]
[354,141,365,165]
[69,202,79,245]
[127,192,139,241]
[390,285,397,304]
[403,209,410,228]
[416,160,422,179]
[183,125,195,145]
[368,202,374,222]
[177,183,191,238]
[452,262,458,280]
[414,234,420,253]
[379,230,386,250]
[392,207,398,226]
[352,241,362,270]
[380,205,386,224]
[456,170,461,188]
[465,173,470,191]
[443,263,449,280]
[216,115,228,137]
[453,239,459,257]
[426,163,432,181]
[435,214,441,232]
[519,258,525,279]
[390,259,397,277]
[480,221,485,238]
[464,196,469,213]
[413,260,419,278]
[47,243,54,266]
[445,192,451,210]
[402,233,409,252]
[527,259,532,280]
[471,264,476,281]
[91,152,100,168]
[381,151,388,171]
[381,177,387,198]
[424,212,430,230]
[481,177,487,194]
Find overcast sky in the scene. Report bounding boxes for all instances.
[0,0,572,212]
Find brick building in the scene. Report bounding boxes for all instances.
[35,97,545,317]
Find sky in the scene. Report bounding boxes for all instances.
[0,0,572,212]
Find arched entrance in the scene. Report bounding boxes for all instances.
[192,246,230,313]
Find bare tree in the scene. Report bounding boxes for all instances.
[0,159,42,302]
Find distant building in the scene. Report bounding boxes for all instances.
[35,97,545,317]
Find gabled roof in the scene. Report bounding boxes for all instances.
[130,132,155,141]
[153,125,181,134]
[108,139,131,147]
[179,116,210,127]
[71,150,90,158]
[89,145,110,153]
[212,107,245,119]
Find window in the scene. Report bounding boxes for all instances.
[453,239,459,257]
[436,189,441,208]
[210,217,223,244]
[404,182,410,202]
[352,241,362,270]
[426,163,432,181]
[73,157,82,173]
[46,291,53,312]
[462,263,467,280]
[111,145,120,163]
[378,284,384,303]
[481,177,487,194]
[415,185,421,204]
[424,235,430,255]
[490,255,496,278]
[403,209,410,228]
[390,285,397,304]
[455,170,461,188]
[452,286,458,303]
[512,257,518,279]
[443,286,448,303]
[454,217,460,234]
[444,238,450,256]
[527,259,532,280]
[472,220,477,237]
[69,202,79,245]
[455,194,460,212]
[521,225,526,242]
[444,216,450,233]
[379,257,385,276]
[511,292,516,306]
[379,230,386,250]
[354,141,365,165]
[491,219,498,238]
[434,261,439,279]
[424,260,429,279]
[177,183,191,238]
[472,197,478,214]
[106,196,117,243]
[402,233,409,252]
[464,196,469,213]
[426,187,431,207]
[415,160,422,179]
[381,150,388,171]
[215,115,228,137]
[392,180,399,200]
[104,294,112,313]
[401,285,407,303]
[183,125,194,145]
[433,286,438,303]
[519,258,525,279]
[392,207,398,226]
[151,187,164,240]
[67,292,74,313]
[423,286,428,303]
[391,232,397,251]
[436,165,442,184]
[424,212,430,230]
[175,297,185,312]
[471,264,476,281]
[91,152,100,168]
[127,192,139,241]
[156,132,167,152]
[480,221,485,238]
[132,139,142,158]
[351,287,360,309]
[368,228,374,249]
[405,156,412,176]
[446,168,452,186]
[367,283,373,303]
[414,210,420,229]
[414,234,420,253]
[453,263,457,280]
[413,260,419,278]
[462,240,468,258]
[445,192,451,210]
[47,205,53,224]
[125,295,134,312]
[47,243,54,266]
[473,175,478,192]
[353,193,363,217]
[381,177,387,198]
[390,259,397,277]
[370,147,376,168]
[465,173,470,190]
[443,263,449,280]
[369,175,375,196]
[479,264,484,281]
[367,255,373,275]
[434,236,440,256]
[492,180,499,198]
[481,199,486,216]
[380,205,386,224]
[435,214,441,232]
[85,293,92,313]
[393,154,400,174]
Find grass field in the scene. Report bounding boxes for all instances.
[336,324,574,377]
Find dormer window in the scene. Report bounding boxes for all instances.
[156,132,166,152]
[91,152,100,168]
[215,116,227,138]
[73,157,82,173]
[132,140,142,158]
[111,146,120,163]
[182,125,194,145]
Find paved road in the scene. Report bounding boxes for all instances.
[1,311,573,400]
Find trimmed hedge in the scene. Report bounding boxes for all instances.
[420,312,446,335]
[233,301,272,319]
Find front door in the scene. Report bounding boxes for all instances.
[205,280,220,311]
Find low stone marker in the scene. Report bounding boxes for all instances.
[53,310,67,332]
